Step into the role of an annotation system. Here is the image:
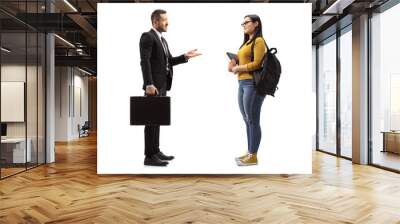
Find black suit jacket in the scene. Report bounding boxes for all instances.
[139,29,188,91]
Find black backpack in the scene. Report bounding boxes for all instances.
[250,39,281,96]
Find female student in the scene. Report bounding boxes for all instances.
[228,14,267,166]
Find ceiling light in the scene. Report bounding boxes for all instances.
[78,67,93,76]
[63,0,78,12]
[323,0,355,15]
[1,47,11,53]
[54,34,75,48]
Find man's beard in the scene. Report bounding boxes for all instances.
[156,26,167,33]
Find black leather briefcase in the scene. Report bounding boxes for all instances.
[130,96,170,125]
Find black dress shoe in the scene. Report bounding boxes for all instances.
[155,151,174,161]
[144,155,168,166]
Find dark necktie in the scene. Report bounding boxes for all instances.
[161,37,170,71]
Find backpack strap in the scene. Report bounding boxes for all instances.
[250,37,269,62]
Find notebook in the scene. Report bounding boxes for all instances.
[226,52,238,62]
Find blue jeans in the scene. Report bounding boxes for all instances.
[238,79,266,154]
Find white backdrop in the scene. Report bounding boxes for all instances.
[98,3,312,174]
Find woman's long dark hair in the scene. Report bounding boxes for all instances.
[240,14,263,49]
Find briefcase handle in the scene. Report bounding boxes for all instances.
[145,92,160,97]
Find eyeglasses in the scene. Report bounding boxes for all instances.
[241,21,252,27]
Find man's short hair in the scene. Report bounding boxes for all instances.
[151,9,167,24]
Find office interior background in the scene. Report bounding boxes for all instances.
[1,0,400,223]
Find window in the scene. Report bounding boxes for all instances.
[318,36,337,155]
[370,3,400,171]
[339,28,352,158]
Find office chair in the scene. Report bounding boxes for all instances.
[79,121,90,138]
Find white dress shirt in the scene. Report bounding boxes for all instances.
[146,28,169,90]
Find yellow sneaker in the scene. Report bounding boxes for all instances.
[235,153,249,162]
[237,154,258,166]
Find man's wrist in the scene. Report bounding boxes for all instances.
[146,84,155,89]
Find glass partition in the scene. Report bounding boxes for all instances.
[1,31,28,177]
[0,1,46,179]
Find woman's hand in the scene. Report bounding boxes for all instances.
[232,65,247,74]
[232,66,238,73]
[228,59,237,73]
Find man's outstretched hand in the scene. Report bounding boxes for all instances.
[184,49,202,59]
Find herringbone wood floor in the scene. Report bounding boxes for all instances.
[1,134,400,223]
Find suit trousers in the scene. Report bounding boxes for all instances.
[144,85,167,157]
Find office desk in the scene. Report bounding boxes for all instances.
[1,138,32,163]
[381,131,400,154]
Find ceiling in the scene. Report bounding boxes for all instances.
[0,0,393,75]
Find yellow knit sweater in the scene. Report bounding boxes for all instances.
[237,37,267,80]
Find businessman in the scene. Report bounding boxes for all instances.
[140,9,201,166]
